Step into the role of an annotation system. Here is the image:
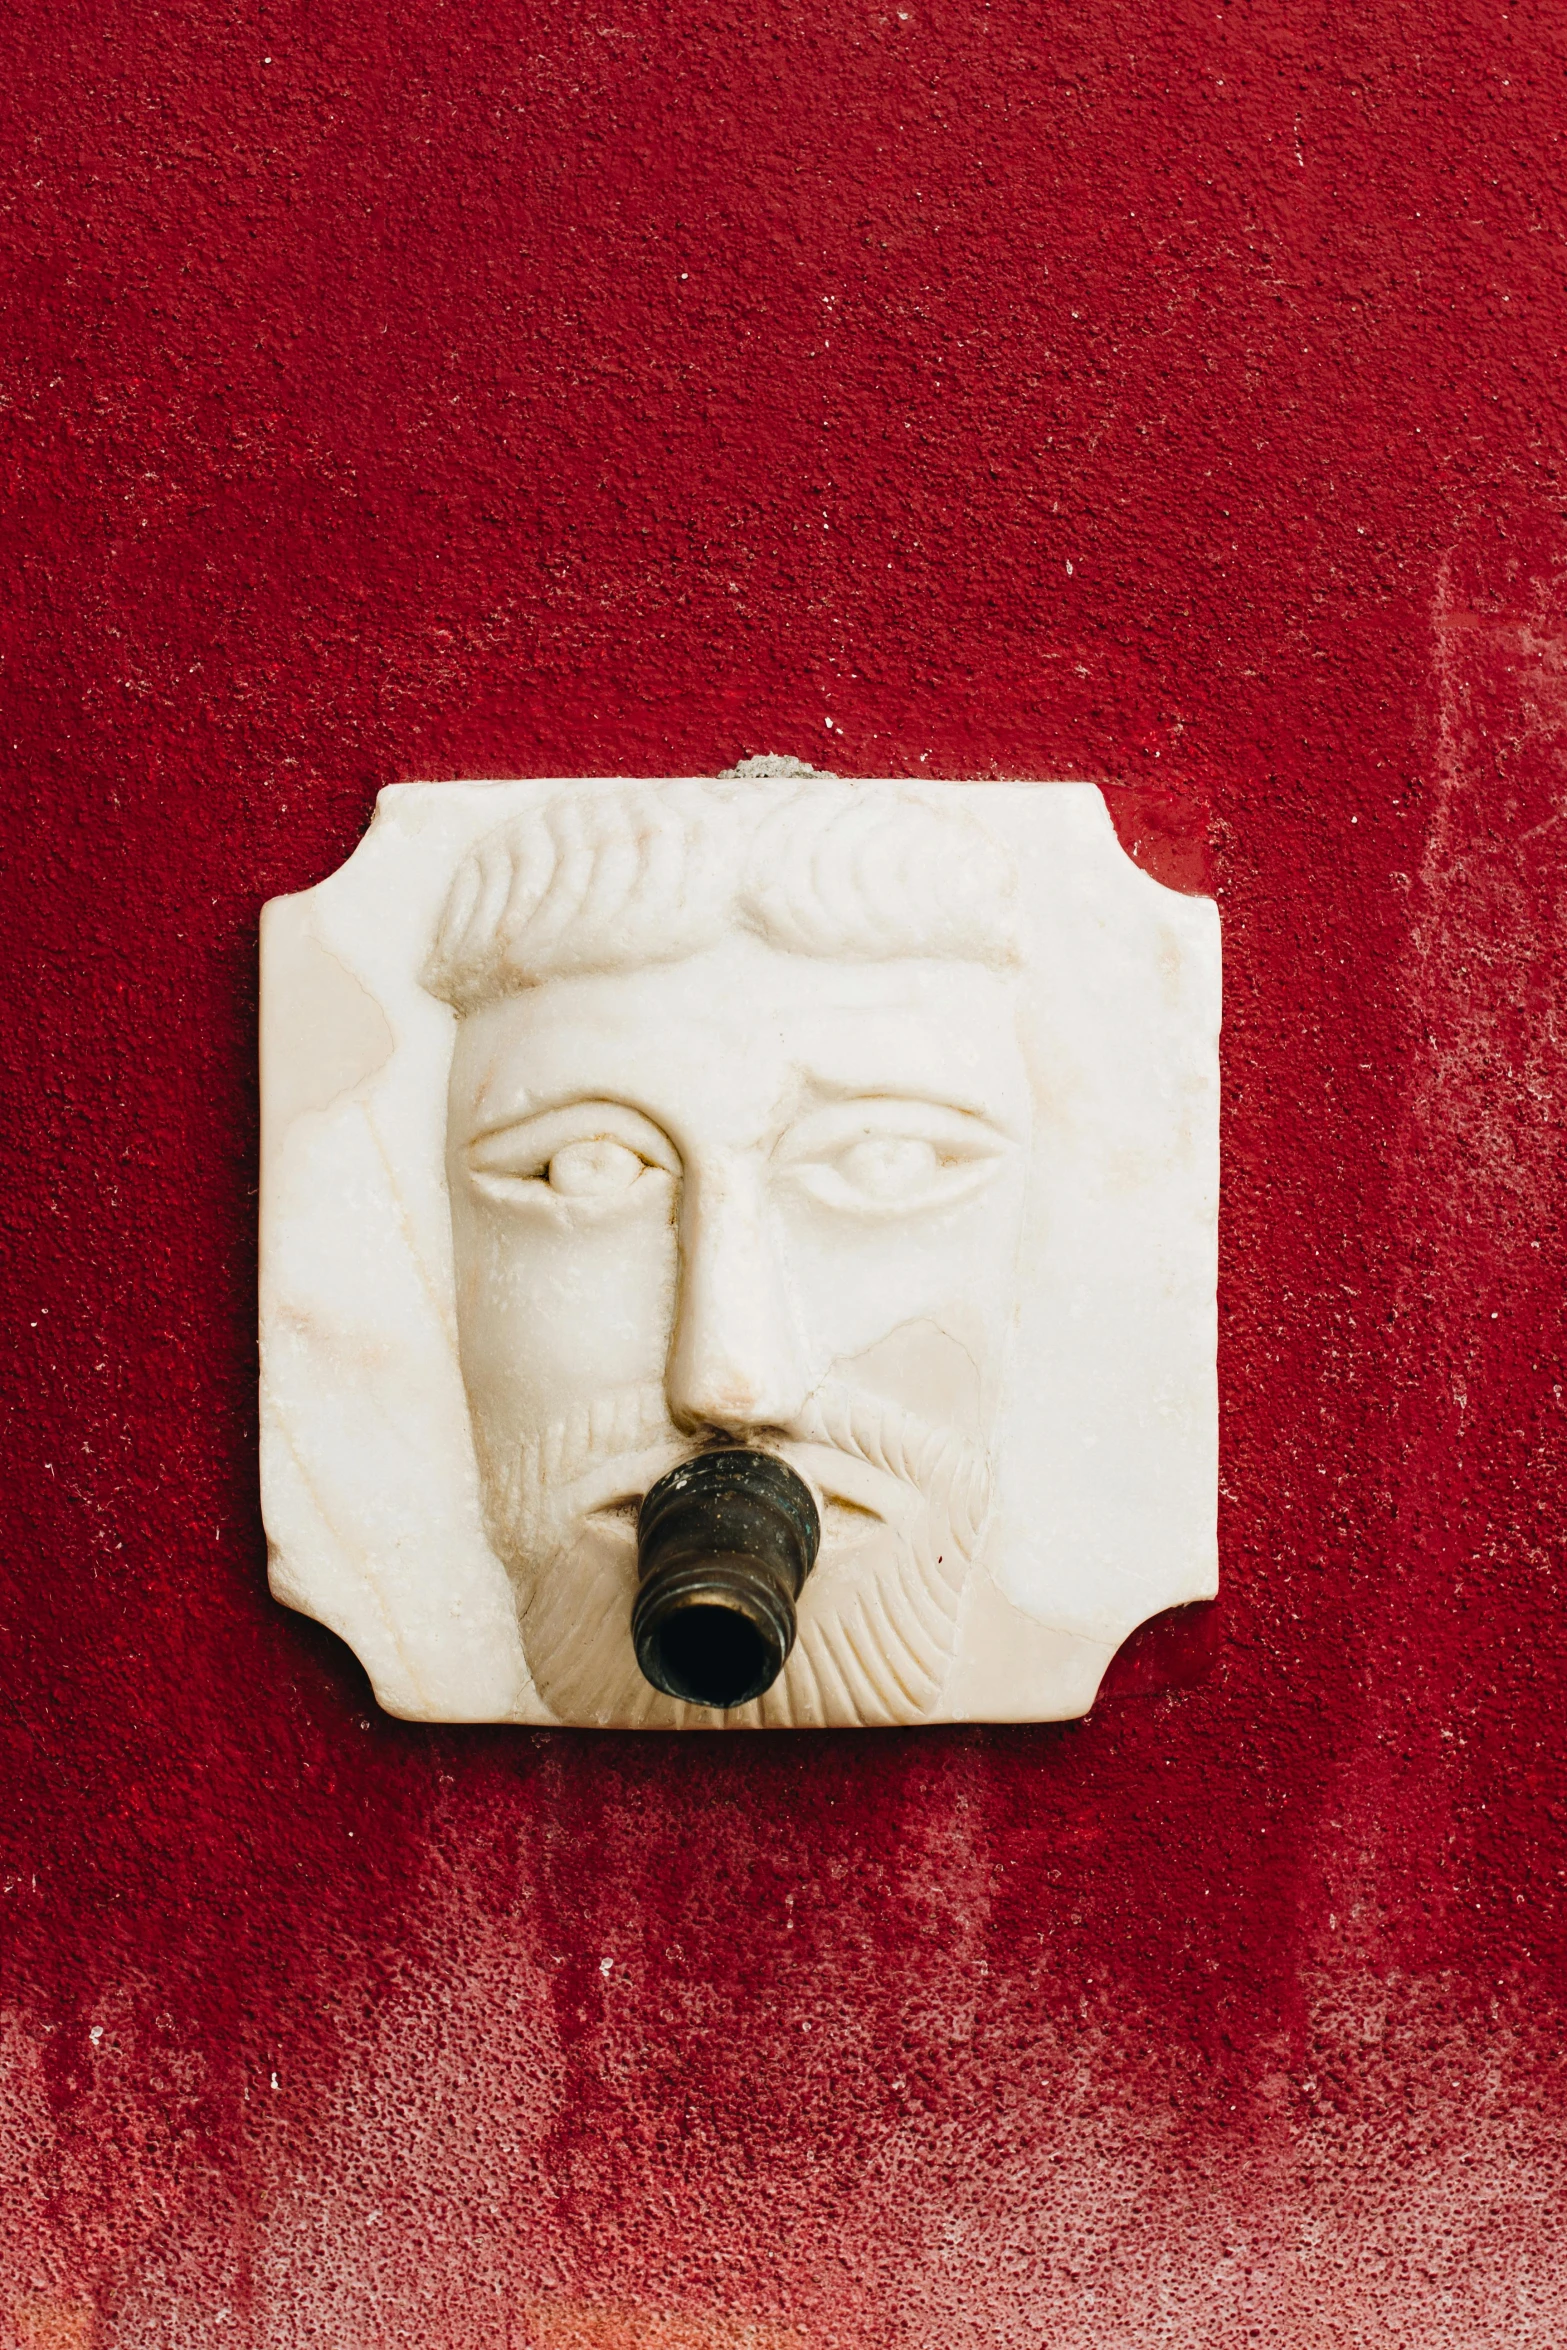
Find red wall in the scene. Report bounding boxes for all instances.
[2,3,1565,2343]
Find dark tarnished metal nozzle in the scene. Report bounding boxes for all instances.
[632,1449,820,1710]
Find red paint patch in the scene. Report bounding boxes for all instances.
[1099,781,1217,897]
[1096,1600,1221,1698]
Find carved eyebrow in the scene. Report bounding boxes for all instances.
[777,1095,1013,1159]
[463,1088,674,1148]
[790,1074,1023,1133]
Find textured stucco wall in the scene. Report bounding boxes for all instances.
[2,2,1565,2343]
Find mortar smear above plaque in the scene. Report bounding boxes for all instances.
[259,770,1219,1728]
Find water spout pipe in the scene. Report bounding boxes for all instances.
[632,1449,820,1710]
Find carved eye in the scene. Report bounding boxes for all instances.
[465,1103,678,1209]
[545,1137,647,1198]
[833,1135,940,1204]
[779,1102,1009,1216]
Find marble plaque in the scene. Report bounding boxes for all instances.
[260,770,1220,1727]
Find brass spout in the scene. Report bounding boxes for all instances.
[632,1450,820,1711]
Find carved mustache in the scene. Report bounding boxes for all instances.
[480,1377,991,1563]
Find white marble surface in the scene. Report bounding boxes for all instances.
[260,773,1220,1726]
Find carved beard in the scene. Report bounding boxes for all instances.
[472,1381,993,1728]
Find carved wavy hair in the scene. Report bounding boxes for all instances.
[423,780,1019,1010]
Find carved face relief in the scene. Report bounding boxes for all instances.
[445,938,1030,1725]
[259,774,1221,1728]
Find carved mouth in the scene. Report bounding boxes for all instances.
[587,1493,642,1526]
[564,1447,686,1527]
[547,1424,925,1582]
[575,1452,900,1536]
[781,1442,912,1533]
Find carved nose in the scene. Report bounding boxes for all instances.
[664,1158,811,1434]
[632,1448,821,1709]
